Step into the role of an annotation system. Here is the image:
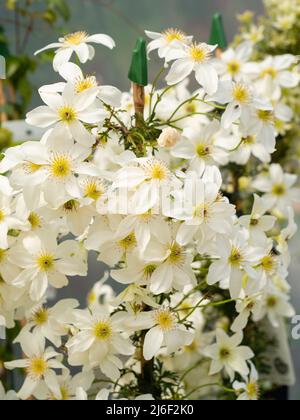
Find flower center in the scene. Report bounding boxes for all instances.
[261,254,276,273]
[0,249,6,263]
[233,84,251,104]
[75,76,97,93]
[229,246,243,265]
[51,386,70,401]
[58,106,77,123]
[33,308,49,325]
[242,135,256,145]
[28,212,42,230]
[219,347,231,360]
[196,143,210,158]
[84,180,104,200]
[0,209,5,223]
[163,28,186,43]
[64,31,88,45]
[228,60,241,76]
[63,199,79,213]
[257,110,274,124]
[260,67,278,79]
[193,204,208,219]
[143,264,157,278]
[93,321,112,341]
[266,296,278,308]
[145,160,170,182]
[118,233,137,252]
[272,183,286,196]
[189,43,211,63]
[50,154,72,180]
[246,382,259,399]
[37,253,55,271]
[155,309,175,331]
[167,242,185,265]
[185,102,197,114]
[27,357,48,380]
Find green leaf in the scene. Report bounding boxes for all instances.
[128,37,148,86]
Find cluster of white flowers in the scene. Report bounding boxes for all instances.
[0,28,298,400]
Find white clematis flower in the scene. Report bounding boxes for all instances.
[35,31,115,71]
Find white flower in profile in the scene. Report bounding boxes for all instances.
[252,164,300,216]
[130,307,193,361]
[16,299,79,347]
[66,308,134,381]
[35,31,115,71]
[203,329,254,381]
[253,287,295,328]
[214,41,253,81]
[12,230,87,301]
[145,28,192,60]
[171,120,230,173]
[229,130,273,165]
[233,363,260,400]
[276,207,297,266]
[26,83,106,147]
[231,294,262,333]
[4,332,65,400]
[207,228,264,298]
[239,194,276,244]
[165,42,218,95]
[0,381,18,400]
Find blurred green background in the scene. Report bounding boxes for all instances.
[1,0,300,400]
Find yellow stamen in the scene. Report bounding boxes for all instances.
[189,43,211,63]
[64,31,88,46]
[260,67,277,79]
[155,309,175,331]
[28,212,42,230]
[118,233,137,252]
[27,357,48,380]
[58,106,77,123]
[233,84,251,104]
[75,76,97,93]
[196,143,210,158]
[228,60,241,76]
[33,308,49,325]
[37,253,55,271]
[93,321,112,341]
[257,110,274,124]
[272,183,286,196]
[163,28,186,43]
[84,180,105,201]
[229,247,243,265]
[50,154,72,179]
[0,209,5,223]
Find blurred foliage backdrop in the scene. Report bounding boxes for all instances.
[2,0,300,400]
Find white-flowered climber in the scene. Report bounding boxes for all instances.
[0,21,298,401]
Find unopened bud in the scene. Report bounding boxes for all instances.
[157,127,180,148]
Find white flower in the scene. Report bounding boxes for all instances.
[142,225,196,294]
[146,29,192,60]
[252,164,300,216]
[245,55,299,99]
[131,307,193,361]
[214,42,253,81]
[233,363,260,400]
[66,308,134,381]
[210,80,272,130]
[276,207,298,266]
[16,299,79,347]
[26,83,106,147]
[35,32,115,71]
[166,42,218,95]
[50,62,122,107]
[231,295,262,333]
[203,329,254,381]
[4,333,65,400]
[207,228,264,298]
[253,288,295,327]
[171,120,230,173]
[12,230,87,301]
[239,194,276,244]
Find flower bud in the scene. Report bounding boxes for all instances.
[157,127,180,148]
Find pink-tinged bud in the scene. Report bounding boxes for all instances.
[157,127,181,148]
